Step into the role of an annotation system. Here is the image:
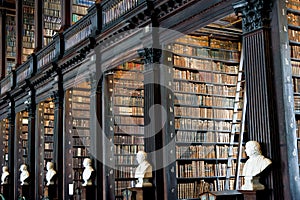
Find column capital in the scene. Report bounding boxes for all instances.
[233,0,272,33]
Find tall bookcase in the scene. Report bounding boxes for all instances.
[16,111,29,166]
[5,14,16,75]
[22,0,35,62]
[36,98,55,197]
[65,81,91,199]
[43,0,62,46]
[72,0,94,24]
[287,0,300,173]
[108,62,145,200]
[168,31,246,199]
[0,119,9,167]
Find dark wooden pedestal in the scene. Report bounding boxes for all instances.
[238,190,257,200]
[1,184,9,199]
[123,187,154,200]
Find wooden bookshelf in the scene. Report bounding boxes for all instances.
[0,119,9,167]
[22,0,35,62]
[36,98,55,197]
[72,0,94,24]
[168,33,246,199]
[43,0,61,46]
[108,62,144,200]
[287,0,300,171]
[5,14,16,75]
[65,81,91,199]
[16,111,29,166]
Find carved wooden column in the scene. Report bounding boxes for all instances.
[234,0,282,199]
[0,11,5,78]
[7,103,15,200]
[138,46,177,200]
[26,89,36,200]
[52,67,64,200]
[34,0,43,51]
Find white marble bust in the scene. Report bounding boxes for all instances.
[134,151,152,187]
[46,162,56,186]
[19,164,30,186]
[241,141,272,190]
[1,166,9,185]
[82,158,94,186]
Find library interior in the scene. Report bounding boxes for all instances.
[0,0,299,199]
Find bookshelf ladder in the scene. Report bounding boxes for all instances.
[224,48,247,190]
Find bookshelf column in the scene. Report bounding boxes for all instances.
[34,0,43,51]
[139,48,177,200]
[7,104,15,200]
[26,89,36,199]
[0,11,4,78]
[52,79,64,200]
[234,0,279,199]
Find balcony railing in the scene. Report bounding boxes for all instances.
[0,75,12,95]
[16,56,34,84]
[102,0,146,28]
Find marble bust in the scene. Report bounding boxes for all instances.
[46,162,56,186]
[19,164,30,186]
[1,166,9,185]
[134,151,152,187]
[241,141,272,190]
[82,158,94,186]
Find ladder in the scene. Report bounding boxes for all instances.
[224,49,247,190]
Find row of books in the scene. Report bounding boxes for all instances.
[291,45,300,59]
[73,147,89,157]
[174,93,236,107]
[72,157,88,168]
[289,29,300,43]
[114,135,144,144]
[114,70,144,81]
[114,116,143,126]
[115,180,132,196]
[114,125,144,134]
[174,68,238,84]
[177,162,236,178]
[175,119,235,131]
[175,35,240,51]
[114,96,144,107]
[176,131,231,143]
[72,5,88,15]
[296,120,300,138]
[176,145,245,160]
[116,62,144,71]
[292,61,300,76]
[113,106,143,115]
[293,78,300,93]
[174,107,240,119]
[174,81,236,96]
[114,87,144,97]
[72,119,90,127]
[114,144,144,154]
[114,80,144,89]
[72,95,91,103]
[73,136,91,146]
[287,0,300,10]
[44,143,54,150]
[174,55,239,73]
[73,129,90,136]
[115,167,135,178]
[172,43,240,62]
[115,155,137,165]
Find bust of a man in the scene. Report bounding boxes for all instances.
[19,164,30,186]
[82,158,94,186]
[46,162,56,186]
[1,166,9,185]
[134,151,152,187]
[241,141,272,190]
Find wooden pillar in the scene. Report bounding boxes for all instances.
[90,72,103,200]
[60,0,71,30]
[138,46,177,200]
[0,11,5,78]
[15,0,23,66]
[27,89,36,200]
[34,0,43,51]
[7,102,15,200]
[52,67,64,200]
[234,0,282,199]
